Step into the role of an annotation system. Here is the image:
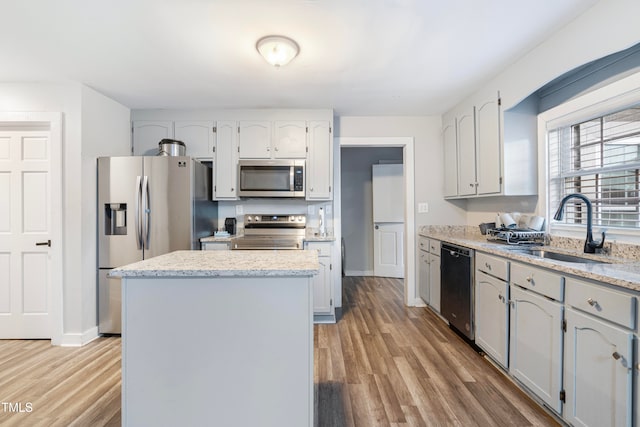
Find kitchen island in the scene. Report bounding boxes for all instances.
[110,250,319,427]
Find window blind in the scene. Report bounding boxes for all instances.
[548,106,640,229]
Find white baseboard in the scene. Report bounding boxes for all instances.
[344,270,374,276]
[412,298,427,307]
[58,327,99,347]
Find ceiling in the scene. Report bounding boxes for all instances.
[0,0,599,115]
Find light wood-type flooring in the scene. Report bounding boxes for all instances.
[0,276,558,426]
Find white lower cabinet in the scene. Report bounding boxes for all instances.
[509,284,564,414]
[564,307,633,427]
[304,242,333,316]
[418,248,430,304]
[428,241,440,312]
[475,270,509,368]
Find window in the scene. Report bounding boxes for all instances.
[548,106,640,229]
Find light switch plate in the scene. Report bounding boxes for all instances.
[325,204,332,215]
[236,205,243,215]
[307,205,315,215]
[418,202,429,213]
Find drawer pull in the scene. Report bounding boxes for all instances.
[612,352,621,360]
[485,263,491,270]
[587,298,598,307]
[526,276,532,283]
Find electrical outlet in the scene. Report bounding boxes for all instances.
[418,202,429,213]
[325,204,332,215]
[235,205,243,215]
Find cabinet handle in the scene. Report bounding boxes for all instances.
[587,298,598,307]
[274,147,279,151]
[36,240,51,247]
[469,183,474,187]
[231,188,234,192]
[310,188,313,191]
[526,276,532,283]
[612,352,621,360]
[485,262,491,270]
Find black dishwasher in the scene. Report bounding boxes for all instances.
[440,243,475,340]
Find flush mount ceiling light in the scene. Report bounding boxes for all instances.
[256,35,299,67]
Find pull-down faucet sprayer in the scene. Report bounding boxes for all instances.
[553,193,605,254]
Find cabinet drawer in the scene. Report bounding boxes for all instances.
[429,239,440,255]
[305,242,331,257]
[418,236,429,251]
[201,242,230,250]
[566,278,637,329]
[476,252,508,281]
[511,262,564,301]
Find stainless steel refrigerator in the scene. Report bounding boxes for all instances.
[97,156,217,334]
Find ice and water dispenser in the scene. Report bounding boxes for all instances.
[104,203,127,235]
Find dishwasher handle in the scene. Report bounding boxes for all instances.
[441,243,473,258]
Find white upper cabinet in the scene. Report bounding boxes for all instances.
[442,119,458,198]
[213,121,238,200]
[306,121,332,200]
[475,97,501,195]
[457,108,476,196]
[174,121,215,159]
[273,121,307,158]
[132,121,173,156]
[238,121,271,159]
[442,91,536,198]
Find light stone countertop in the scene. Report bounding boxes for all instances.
[109,250,319,278]
[419,228,640,293]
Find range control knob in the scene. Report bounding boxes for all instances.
[254,216,260,222]
[289,216,295,221]
[297,216,304,222]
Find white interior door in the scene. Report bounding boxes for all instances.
[0,129,53,338]
[373,164,404,278]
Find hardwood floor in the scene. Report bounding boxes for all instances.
[314,276,559,427]
[0,276,558,426]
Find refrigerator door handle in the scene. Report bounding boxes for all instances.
[142,175,150,249]
[135,175,143,249]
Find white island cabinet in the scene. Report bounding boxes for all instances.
[110,250,318,427]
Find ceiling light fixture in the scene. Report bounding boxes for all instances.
[256,35,299,67]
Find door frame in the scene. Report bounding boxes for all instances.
[0,112,63,344]
[335,136,417,306]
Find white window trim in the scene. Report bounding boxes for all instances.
[538,69,640,244]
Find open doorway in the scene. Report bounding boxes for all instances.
[335,137,417,307]
[340,147,403,276]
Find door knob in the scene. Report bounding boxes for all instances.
[36,240,51,247]
[375,225,379,230]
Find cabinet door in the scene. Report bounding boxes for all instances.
[509,285,563,414]
[313,256,332,314]
[457,108,477,196]
[442,119,458,197]
[476,95,501,195]
[475,270,509,368]
[564,308,632,427]
[174,121,214,159]
[238,121,271,158]
[419,250,430,304]
[132,121,173,156]
[213,121,238,200]
[274,121,307,158]
[428,254,440,312]
[306,121,333,200]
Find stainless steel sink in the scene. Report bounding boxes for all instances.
[512,248,610,264]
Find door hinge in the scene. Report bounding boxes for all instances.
[237,126,240,133]
[213,126,217,133]
[559,390,565,403]
[306,126,309,133]
[306,146,309,153]
[237,146,240,153]
[329,126,332,133]
[562,319,567,332]
[499,177,503,185]
[330,298,333,306]
[498,97,502,106]
[214,185,217,192]
[329,186,332,192]
[330,263,332,270]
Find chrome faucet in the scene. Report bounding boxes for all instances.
[553,193,605,254]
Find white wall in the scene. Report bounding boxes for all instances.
[80,86,131,335]
[452,0,640,225]
[0,83,130,344]
[335,116,466,227]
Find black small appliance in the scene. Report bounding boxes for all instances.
[224,217,237,235]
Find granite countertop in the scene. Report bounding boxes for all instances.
[419,229,640,293]
[109,250,320,278]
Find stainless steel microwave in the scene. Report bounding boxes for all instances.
[238,159,305,198]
